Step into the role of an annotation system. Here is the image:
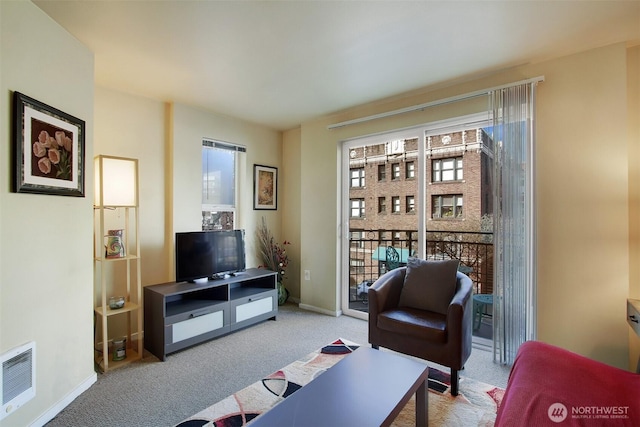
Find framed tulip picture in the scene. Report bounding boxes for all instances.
[13,91,85,197]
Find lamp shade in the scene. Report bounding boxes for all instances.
[94,155,138,206]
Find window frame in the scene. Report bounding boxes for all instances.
[202,139,245,230]
[350,198,366,218]
[406,161,415,179]
[391,196,401,213]
[350,167,366,188]
[406,195,415,213]
[378,196,387,214]
[349,230,365,248]
[432,156,463,183]
[391,163,401,180]
[350,258,365,274]
[431,194,463,219]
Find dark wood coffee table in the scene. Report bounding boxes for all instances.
[249,347,429,426]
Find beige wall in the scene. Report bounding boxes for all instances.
[295,43,637,368]
[170,103,282,272]
[94,87,169,287]
[94,92,284,285]
[282,127,302,299]
[96,92,285,285]
[0,2,96,426]
[532,44,629,368]
[92,88,169,339]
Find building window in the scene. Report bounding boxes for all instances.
[377,164,386,181]
[432,195,463,219]
[350,167,365,188]
[406,161,415,179]
[432,157,463,182]
[406,196,415,213]
[350,258,365,274]
[391,163,401,180]
[391,196,400,213]
[349,230,365,248]
[351,198,365,218]
[378,197,387,213]
[202,140,245,230]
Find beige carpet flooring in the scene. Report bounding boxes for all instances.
[46,303,510,426]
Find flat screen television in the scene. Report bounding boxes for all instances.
[175,230,246,282]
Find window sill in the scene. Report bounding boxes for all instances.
[429,180,465,185]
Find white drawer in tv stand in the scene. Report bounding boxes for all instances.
[144,268,278,361]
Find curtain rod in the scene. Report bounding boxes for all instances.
[327,76,544,130]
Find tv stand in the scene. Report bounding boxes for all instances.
[144,268,278,361]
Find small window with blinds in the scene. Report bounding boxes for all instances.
[202,139,246,231]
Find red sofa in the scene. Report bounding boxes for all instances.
[495,341,640,426]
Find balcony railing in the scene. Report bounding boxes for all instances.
[348,230,493,306]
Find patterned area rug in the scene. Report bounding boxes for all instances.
[176,339,504,427]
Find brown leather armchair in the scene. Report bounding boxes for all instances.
[368,266,473,396]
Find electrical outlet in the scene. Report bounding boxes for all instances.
[304,270,310,281]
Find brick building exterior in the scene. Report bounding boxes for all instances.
[348,127,494,296]
[348,128,493,234]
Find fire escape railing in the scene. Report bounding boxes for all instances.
[348,230,493,304]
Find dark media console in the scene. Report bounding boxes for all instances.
[144,268,278,361]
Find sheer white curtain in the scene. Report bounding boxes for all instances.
[491,83,538,364]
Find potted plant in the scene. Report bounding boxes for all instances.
[256,217,290,305]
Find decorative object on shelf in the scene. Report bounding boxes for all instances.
[112,337,126,361]
[105,229,125,258]
[253,164,278,210]
[108,296,125,310]
[12,91,86,197]
[256,217,290,305]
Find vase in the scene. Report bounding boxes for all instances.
[105,229,125,258]
[277,281,289,305]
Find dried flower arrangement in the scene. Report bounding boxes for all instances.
[256,217,290,304]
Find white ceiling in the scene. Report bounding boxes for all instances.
[35,1,640,131]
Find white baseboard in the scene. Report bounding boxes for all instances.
[298,303,342,317]
[30,372,97,427]
[287,296,300,304]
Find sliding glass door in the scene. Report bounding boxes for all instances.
[341,129,423,320]
[339,83,539,363]
[340,115,494,323]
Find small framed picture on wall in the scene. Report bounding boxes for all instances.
[253,164,277,210]
[13,91,86,197]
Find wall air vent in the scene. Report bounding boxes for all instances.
[1,342,35,420]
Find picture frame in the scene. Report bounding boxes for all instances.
[253,164,277,210]
[12,91,86,197]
